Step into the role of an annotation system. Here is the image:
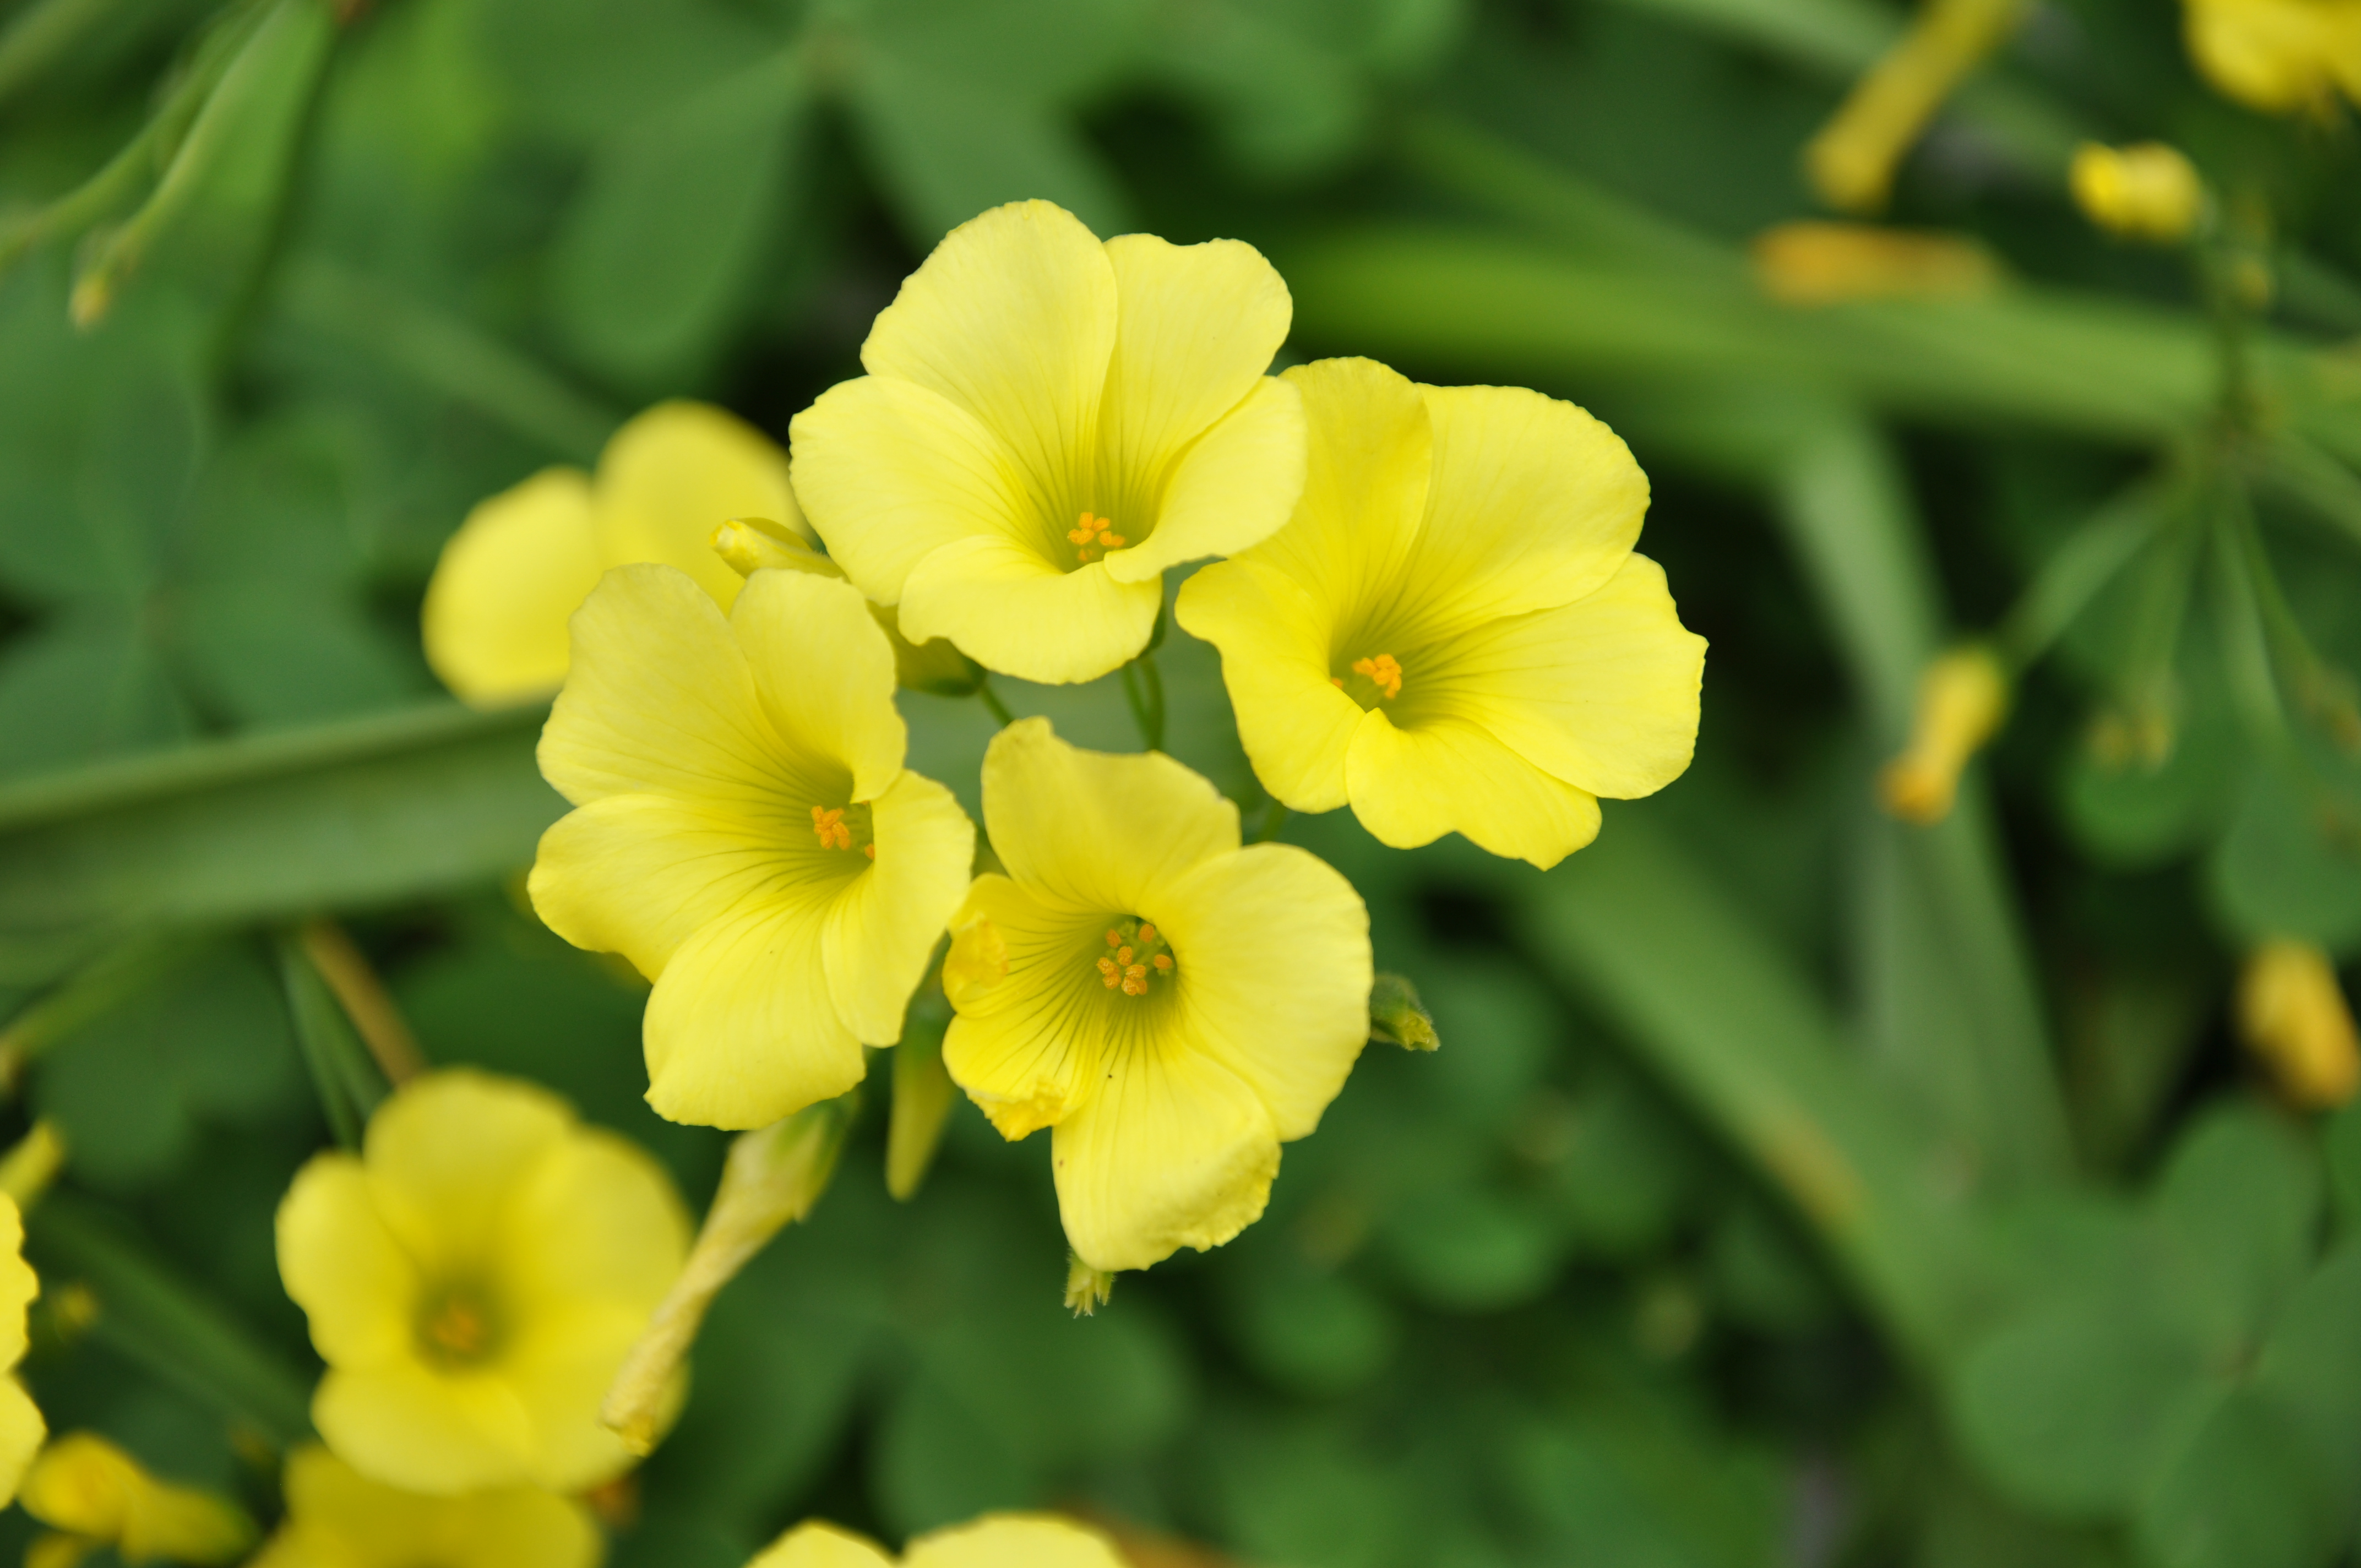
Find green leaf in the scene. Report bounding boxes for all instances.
[2253,1242,2361,1508]
[0,701,561,982]
[847,51,1130,248]
[33,939,303,1188]
[1549,1070,1706,1257]
[2208,755,2361,954]
[2135,1390,2338,1568]
[550,56,809,383]
[2058,708,2240,868]
[1216,1255,1400,1396]
[2150,1102,2321,1349]
[1380,1181,1565,1311]
[0,605,193,780]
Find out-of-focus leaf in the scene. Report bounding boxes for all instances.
[1513,1414,1783,1568]
[1548,1071,1706,1257]
[1216,1254,1400,1396]
[1706,1199,1839,1333]
[2207,753,2361,954]
[2135,1389,2336,1568]
[0,606,192,778]
[551,56,810,383]
[2324,1102,2361,1231]
[2059,709,2240,867]
[1416,959,1554,1125]
[2150,1103,2320,1348]
[34,938,303,1189]
[847,53,1131,248]
[1203,1412,1408,1568]
[1503,816,2007,1366]
[0,701,559,981]
[1380,1181,1565,1311]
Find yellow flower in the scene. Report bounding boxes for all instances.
[1876,645,2009,825]
[18,1432,254,1566]
[423,401,806,706]
[940,719,1371,1272]
[527,565,975,1128]
[2184,0,2361,113]
[0,1193,44,1506]
[1750,222,2002,305]
[789,200,1306,685]
[1801,0,2025,211]
[2069,143,2205,243]
[247,1446,600,1568]
[1174,357,1706,871]
[274,1069,690,1495]
[750,1513,1125,1568]
[2238,940,2360,1109]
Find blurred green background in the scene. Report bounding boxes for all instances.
[2,0,2361,1564]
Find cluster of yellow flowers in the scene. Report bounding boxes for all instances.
[427,199,1707,1292]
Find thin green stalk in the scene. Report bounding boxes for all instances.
[1136,650,1166,753]
[0,0,125,109]
[2207,491,2287,739]
[2114,484,2205,737]
[1993,484,2163,672]
[1255,800,1290,843]
[276,927,387,1148]
[975,675,1015,728]
[2227,496,2335,718]
[27,1191,314,1446]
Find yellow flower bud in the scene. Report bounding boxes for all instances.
[603,1097,857,1455]
[19,1433,255,1565]
[1878,646,2010,825]
[0,1122,64,1210]
[2182,0,2361,115]
[1751,222,2002,306]
[1802,0,2026,211]
[710,517,984,697]
[886,1017,955,1203]
[1368,972,1440,1052]
[2238,940,2360,1109]
[2069,143,2205,243]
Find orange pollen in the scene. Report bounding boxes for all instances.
[1106,929,1122,946]
[1093,917,1175,998]
[1152,954,1173,971]
[1070,512,1125,564]
[1137,923,1156,943]
[810,805,854,851]
[1117,945,1134,965]
[863,844,875,860]
[1351,654,1403,700]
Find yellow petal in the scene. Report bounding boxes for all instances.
[939,874,1102,1139]
[1051,1030,1281,1272]
[529,794,818,983]
[0,1378,43,1507]
[1415,553,1705,799]
[858,200,1117,505]
[275,1156,418,1368]
[593,400,803,609]
[421,469,604,708]
[1254,357,1430,614]
[1345,712,1601,869]
[0,1195,36,1370]
[641,894,867,1129]
[898,535,1159,685]
[1174,558,1363,812]
[787,375,1033,607]
[749,1521,895,1568]
[1156,843,1371,1141]
[274,1445,601,1568]
[904,1514,1128,1568]
[978,718,1239,907]
[732,570,907,803]
[361,1072,575,1269]
[498,1129,687,1322]
[1102,375,1304,584]
[820,770,975,1043]
[497,1304,652,1490]
[535,564,787,809]
[312,1359,537,1496]
[1094,232,1297,580]
[1403,383,1649,638]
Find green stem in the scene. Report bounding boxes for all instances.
[975,675,1015,728]
[276,928,387,1148]
[1992,483,2163,673]
[1136,650,1166,752]
[2207,487,2286,739]
[1255,800,1290,844]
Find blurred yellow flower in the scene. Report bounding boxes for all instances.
[528,565,974,1128]
[2238,940,2360,1109]
[0,1193,43,1506]
[790,199,1306,685]
[941,719,1370,1272]
[2069,143,2204,243]
[18,1432,253,1567]
[423,401,806,706]
[246,1446,601,1568]
[750,1512,1125,1568]
[275,1069,690,1495]
[1802,0,2025,210]
[1877,645,2009,825]
[2183,0,2361,113]
[1750,222,2002,305]
[1176,357,1706,871]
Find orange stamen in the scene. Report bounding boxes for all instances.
[1350,654,1403,700]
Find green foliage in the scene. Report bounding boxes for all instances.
[0,0,2358,1562]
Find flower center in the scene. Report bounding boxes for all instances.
[810,802,877,861]
[1333,652,1403,709]
[1094,917,1175,998]
[1065,511,1128,567]
[415,1284,501,1369]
